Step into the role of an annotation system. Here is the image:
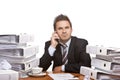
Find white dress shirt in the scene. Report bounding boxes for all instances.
[48,38,71,71]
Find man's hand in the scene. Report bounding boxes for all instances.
[51,32,60,48]
[53,66,63,73]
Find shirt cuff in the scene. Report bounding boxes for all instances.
[48,45,56,56]
[62,65,65,71]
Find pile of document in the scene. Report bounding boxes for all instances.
[80,45,120,80]
[0,70,19,80]
[0,33,39,78]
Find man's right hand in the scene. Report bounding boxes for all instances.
[51,32,60,48]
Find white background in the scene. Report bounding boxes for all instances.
[0,0,120,58]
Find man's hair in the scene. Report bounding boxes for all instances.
[53,14,72,31]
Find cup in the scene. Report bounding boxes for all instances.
[31,67,43,74]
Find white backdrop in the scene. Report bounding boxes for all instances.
[0,0,120,58]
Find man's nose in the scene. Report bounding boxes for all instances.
[62,29,66,33]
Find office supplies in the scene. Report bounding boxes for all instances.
[0,70,19,80]
[11,58,39,71]
[0,45,39,57]
[0,59,11,70]
[86,45,120,55]
[80,66,120,80]
[0,54,36,63]
[91,57,120,72]
[0,43,27,49]
[0,33,34,43]
[48,73,79,80]
[96,54,120,64]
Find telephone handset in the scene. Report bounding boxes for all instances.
[55,39,59,42]
[54,32,64,45]
[54,32,60,43]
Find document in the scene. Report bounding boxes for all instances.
[0,33,34,43]
[80,66,120,80]
[96,54,120,64]
[86,45,120,55]
[48,73,79,80]
[0,70,19,80]
[0,59,11,70]
[0,54,36,63]
[11,58,39,71]
[0,45,39,57]
[0,43,27,49]
[91,57,120,72]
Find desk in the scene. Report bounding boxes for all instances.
[19,72,94,80]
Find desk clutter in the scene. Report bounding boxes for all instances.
[0,33,39,80]
[80,45,120,80]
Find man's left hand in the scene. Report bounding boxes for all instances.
[53,66,63,73]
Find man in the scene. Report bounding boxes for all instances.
[39,14,91,73]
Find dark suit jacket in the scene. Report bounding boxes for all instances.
[39,36,91,73]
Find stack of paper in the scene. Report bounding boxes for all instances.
[80,66,120,80]
[86,45,120,55]
[0,33,34,43]
[48,73,79,80]
[0,45,39,58]
[11,58,39,71]
[0,70,19,80]
[0,33,39,78]
[91,57,120,73]
[80,45,120,80]
[96,54,120,64]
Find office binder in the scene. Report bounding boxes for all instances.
[0,45,39,57]
[0,54,36,63]
[0,33,34,43]
[96,54,120,64]
[11,58,39,71]
[80,66,120,80]
[86,45,120,55]
[0,43,27,49]
[0,70,19,80]
[91,57,120,72]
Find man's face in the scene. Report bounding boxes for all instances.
[55,20,72,43]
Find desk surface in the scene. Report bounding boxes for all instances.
[19,72,94,80]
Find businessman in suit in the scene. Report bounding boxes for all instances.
[39,14,91,73]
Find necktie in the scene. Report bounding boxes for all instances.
[61,44,67,64]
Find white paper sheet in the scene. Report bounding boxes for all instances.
[0,59,11,70]
[48,73,79,80]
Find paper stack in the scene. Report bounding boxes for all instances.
[0,33,39,78]
[80,45,120,80]
[0,70,19,80]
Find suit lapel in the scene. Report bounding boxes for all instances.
[54,44,63,65]
[67,37,76,63]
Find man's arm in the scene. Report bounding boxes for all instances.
[39,41,53,71]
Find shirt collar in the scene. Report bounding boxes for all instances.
[59,38,71,47]
[65,38,71,47]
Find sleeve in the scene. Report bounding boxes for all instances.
[39,41,53,71]
[48,45,56,56]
